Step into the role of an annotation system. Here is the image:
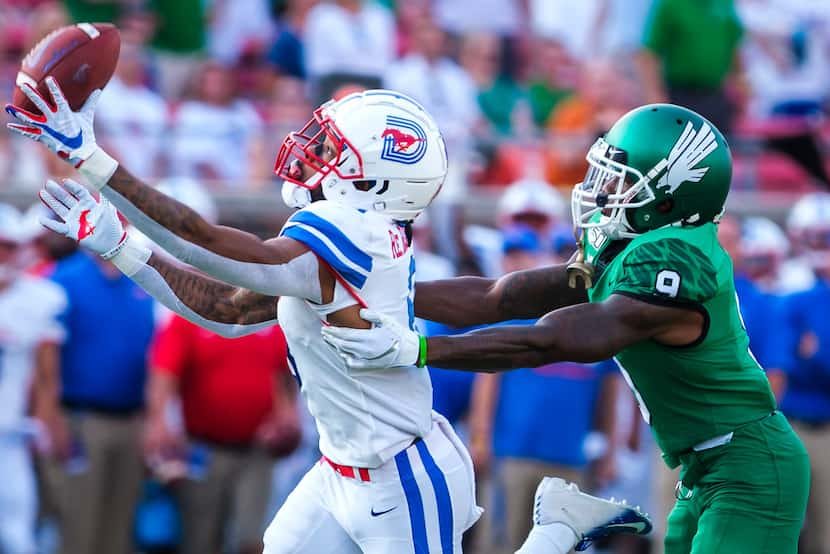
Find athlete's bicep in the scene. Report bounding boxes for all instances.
[414,264,587,327]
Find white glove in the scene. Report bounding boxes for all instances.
[5,77,117,187]
[321,309,423,370]
[39,178,126,258]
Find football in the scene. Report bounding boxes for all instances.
[12,22,120,114]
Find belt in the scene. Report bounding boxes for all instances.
[675,412,776,500]
[320,437,423,483]
[321,456,372,482]
[61,400,142,418]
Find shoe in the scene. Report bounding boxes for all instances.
[531,477,652,551]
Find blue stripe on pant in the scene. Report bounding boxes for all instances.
[395,441,455,553]
[395,449,429,554]
[416,440,454,554]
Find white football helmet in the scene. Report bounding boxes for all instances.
[275,90,448,221]
[0,204,23,245]
[497,178,566,228]
[787,192,830,270]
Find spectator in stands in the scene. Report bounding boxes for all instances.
[0,124,48,192]
[0,204,66,554]
[726,216,790,398]
[169,62,267,186]
[544,58,639,188]
[467,225,617,552]
[524,36,577,130]
[42,238,155,554]
[528,0,603,61]
[267,0,320,80]
[433,0,523,38]
[737,0,830,189]
[208,0,275,65]
[303,0,395,104]
[145,316,300,554]
[637,0,744,134]
[96,38,168,181]
[146,0,207,100]
[779,192,830,554]
[385,15,481,198]
[459,32,532,138]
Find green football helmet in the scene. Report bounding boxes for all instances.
[571,103,732,239]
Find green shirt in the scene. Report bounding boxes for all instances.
[643,0,742,89]
[63,0,121,24]
[584,223,775,463]
[149,0,206,54]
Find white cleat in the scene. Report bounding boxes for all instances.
[531,477,652,551]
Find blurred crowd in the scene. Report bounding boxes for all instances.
[1,0,829,195]
[1,0,830,553]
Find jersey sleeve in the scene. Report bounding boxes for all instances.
[279,201,374,289]
[31,278,68,344]
[612,239,718,305]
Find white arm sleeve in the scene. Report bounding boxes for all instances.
[110,237,279,339]
[101,185,322,302]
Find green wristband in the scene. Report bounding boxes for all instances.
[417,335,428,368]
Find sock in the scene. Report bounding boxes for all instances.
[515,522,579,554]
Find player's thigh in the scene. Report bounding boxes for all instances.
[263,463,361,554]
[690,441,809,553]
[663,497,698,554]
[354,418,481,553]
[690,507,801,554]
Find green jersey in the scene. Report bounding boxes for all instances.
[583,222,775,463]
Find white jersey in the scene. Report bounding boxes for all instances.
[0,276,66,434]
[278,201,433,468]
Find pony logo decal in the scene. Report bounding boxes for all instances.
[380,115,427,165]
[655,121,718,194]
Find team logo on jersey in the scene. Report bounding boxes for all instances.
[654,121,718,194]
[380,115,427,165]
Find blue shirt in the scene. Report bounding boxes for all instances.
[780,278,830,423]
[734,274,790,371]
[492,321,614,467]
[421,319,476,424]
[50,253,155,411]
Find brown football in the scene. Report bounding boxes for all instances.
[12,22,120,114]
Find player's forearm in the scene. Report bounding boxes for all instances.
[147,254,279,326]
[102,167,318,297]
[108,239,277,337]
[145,371,179,422]
[414,265,587,327]
[33,342,62,416]
[424,303,620,371]
[425,325,564,371]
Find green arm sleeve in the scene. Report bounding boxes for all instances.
[612,239,718,305]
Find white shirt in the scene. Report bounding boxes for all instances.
[169,100,263,184]
[304,2,395,79]
[433,0,522,35]
[0,276,66,434]
[277,201,433,467]
[384,55,480,201]
[97,77,169,180]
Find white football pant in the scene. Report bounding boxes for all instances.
[263,412,482,554]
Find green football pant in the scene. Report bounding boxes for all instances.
[664,412,810,554]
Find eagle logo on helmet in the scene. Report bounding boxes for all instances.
[656,121,718,194]
[380,115,427,165]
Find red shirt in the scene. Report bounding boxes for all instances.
[151,315,289,445]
